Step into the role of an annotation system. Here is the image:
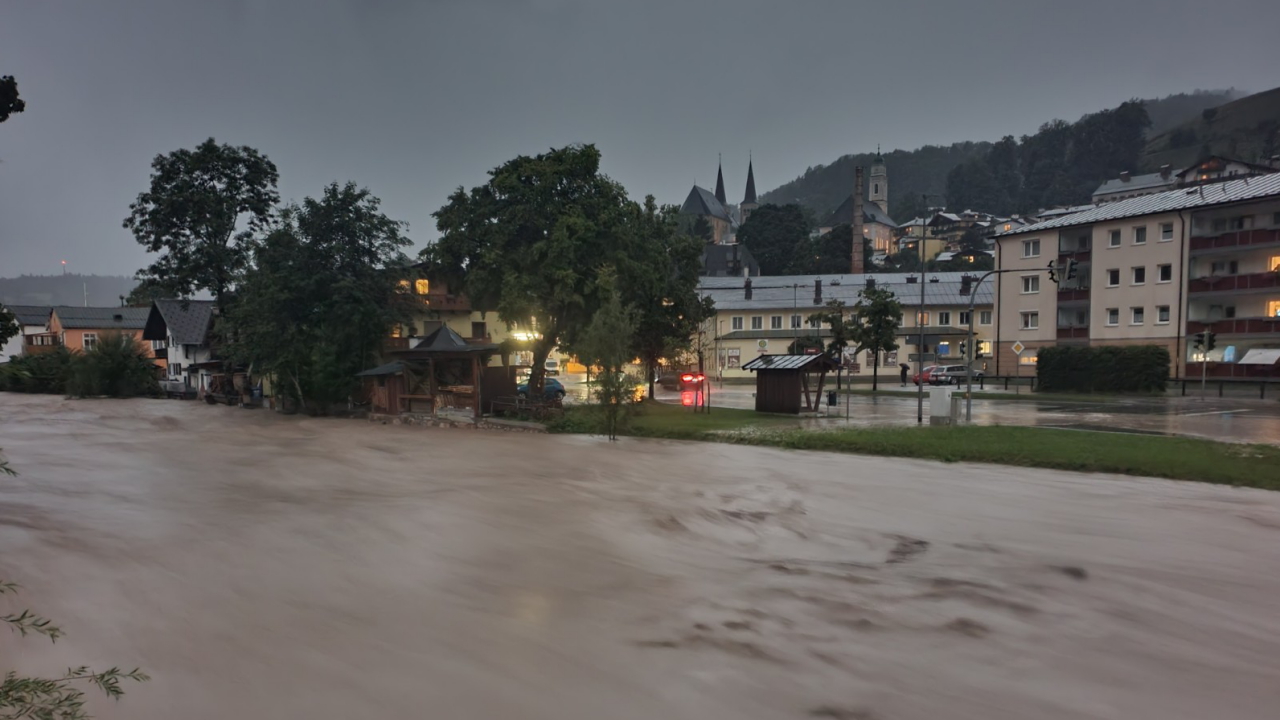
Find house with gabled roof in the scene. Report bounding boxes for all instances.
[1,304,53,360]
[143,299,216,395]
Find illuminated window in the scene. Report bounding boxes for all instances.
[1019,353,1038,365]
[1268,300,1280,318]
[1269,256,1280,272]
[916,311,930,326]
[398,280,410,291]
[390,325,403,338]
[977,340,993,356]
[415,279,430,295]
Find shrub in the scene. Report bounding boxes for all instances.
[65,333,159,398]
[0,348,73,394]
[1037,344,1170,393]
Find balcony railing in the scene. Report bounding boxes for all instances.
[152,347,169,360]
[1187,271,1280,293]
[383,337,412,352]
[1056,326,1090,339]
[1186,316,1280,335]
[1189,228,1280,252]
[1056,288,1090,302]
[1057,249,1091,261]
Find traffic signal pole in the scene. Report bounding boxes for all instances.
[961,268,1023,423]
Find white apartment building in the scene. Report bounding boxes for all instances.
[995,173,1280,378]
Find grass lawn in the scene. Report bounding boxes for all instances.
[838,387,1148,404]
[551,403,1280,490]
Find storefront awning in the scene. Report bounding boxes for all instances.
[1237,348,1280,365]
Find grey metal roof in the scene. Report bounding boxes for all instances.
[741,354,838,371]
[2,304,52,326]
[406,325,496,353]
[680,185,732,223]
[52,306,150,330]
[699,272,993,311]
[145,299,215,345]
[356,361,405,377]
[1003,173,1280,237]
[1091,170,1180,198]
[823,196,897,228]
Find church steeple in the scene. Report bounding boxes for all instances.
[869,144,888,214]
[714,155,727,206]
[743,156,757,205]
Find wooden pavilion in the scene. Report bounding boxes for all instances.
[741,353,839,414]
[357,325,514,418]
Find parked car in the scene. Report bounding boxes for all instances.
[930,365,985,385]
[517,377,566,400]
[544,358,560,377]
[912,365,939,385]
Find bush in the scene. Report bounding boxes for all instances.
[0,348,73,394]
[65,333,159,398]
[1037,345,1169,393]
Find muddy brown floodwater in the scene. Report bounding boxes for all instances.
[3,394,1280,719]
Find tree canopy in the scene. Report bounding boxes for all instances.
[849,286,903,391]
[123,138,280,310]
[0,306,18,351]
[736,203,810,275]
[0,75,25,123]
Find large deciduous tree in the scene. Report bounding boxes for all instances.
[850,286,903,391]
[123,138,280,311]
[736,203,810,275]
[0,75,25,123]
[0,306,18,352]
[428,144,634,395]
[575,272,637,440]
[228,182,413,410]
[808,299,854,389]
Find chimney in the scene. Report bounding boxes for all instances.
[814,278,823,305]
[1159,164,1172,179]
[744,278,752,300]
[1120,171,1131,182]
[906,275,918,284]
[865,278,876,291]
[851,167,865,275]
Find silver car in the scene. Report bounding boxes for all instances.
[930,365,984,385]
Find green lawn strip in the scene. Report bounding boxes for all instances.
[837,388,1158,404]
[550,400,796,436]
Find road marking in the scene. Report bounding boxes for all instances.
[1178,409,1253,417]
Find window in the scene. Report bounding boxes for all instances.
[1266,300,1280,317]
[1106,308,1119,326]
[1019,353,1038,366]
[937,311,951,326]
[750,316,763,330]
[731,316,744,331]
[1269,256,1280,272]
[808,317,822,329]
[979,310,992,325]
[82,333,97,351]
[1133,226,1147,244]
[1155,264,1172,283]
[977,340,993,357]
[1225,305,1236,319]
[959,311,972,326]
[1210,260,1240,275]
[770,315,782,330]
[1131,307,1144,325]
[1212,218,1228,232]
[1273,212,1280,226]
[1021,239,1040,258]
[150,339,165,351]
[916,311,930,326]
[1021,275,1040,294]
[790,314,802,329]
[1020,312,1039,330]
[1131,266,1146,285]
[1229,216,1252,231]
[1107,269,1120,287]
[414,279,430,295]
[1108,229,1121,247]
[471,321,487,339]
[1160,223,1174,241]
[1157,305,1170,324]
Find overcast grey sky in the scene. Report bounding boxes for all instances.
[2,0,1278,277]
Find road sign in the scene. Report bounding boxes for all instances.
[1011,341,1025,356]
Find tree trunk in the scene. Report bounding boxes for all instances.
[647,356,656,399]
[529,339,554,396]
[872,352,879,391]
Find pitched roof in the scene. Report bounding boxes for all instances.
[743,159,757,205]
[51,306,150,330]
[406,325,497,353]
[699,271,993,310]
[356,361,405,377]
[741,353,839,371]
[701,244,760,277]
[144,299,215,345]
[1092,170,1180,198]
[1003,172,1280,237]
[714,163,727,205]
[2,304,52,326]
[823,196,897,228]
[680,185,733,223]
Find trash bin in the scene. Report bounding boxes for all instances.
[928,386,954,425]
[827,390,838,406]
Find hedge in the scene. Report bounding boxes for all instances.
[1037,345,1169,393]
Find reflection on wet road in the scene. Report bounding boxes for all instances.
[3,393,1280,719]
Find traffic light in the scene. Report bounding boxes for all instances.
[1047,260,1059,284]
[1205,332,1217,352]
[1066,259,1080,281]
[1192,331,1206,350]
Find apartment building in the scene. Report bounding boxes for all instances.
[696,272,995,380]
[994,173,1280,377]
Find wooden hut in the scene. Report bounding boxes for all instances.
[741,354,839,414]
[358,325,516,419]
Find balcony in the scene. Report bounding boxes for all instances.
[1056,326,1090,339]
[152,347,169,360]
[1186,316,1280,335]
[420,294,471,312]
[1187,271,1280,294]
[383,337,412,352]
[1057,250,1091,262]
[1189,228,1280,253]
[1057,287,1090,302]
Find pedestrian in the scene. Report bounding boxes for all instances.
[899,363,910,387]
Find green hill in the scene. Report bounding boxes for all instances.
[1141,86,1280,171]
[0,274,138,307]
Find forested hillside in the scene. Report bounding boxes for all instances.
[1142,86,1280,170]
[759,88,1256,221]
[0,274,137,307]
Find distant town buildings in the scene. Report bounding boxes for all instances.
[1091,155,1280,204]
[817,152,898,256]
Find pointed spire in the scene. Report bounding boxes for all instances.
[743,154,757,205]
[714,154,727,206]
[874,144,884,164]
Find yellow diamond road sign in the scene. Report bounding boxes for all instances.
[1011,341,1025,355]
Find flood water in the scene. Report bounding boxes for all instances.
[2,393,1279,719]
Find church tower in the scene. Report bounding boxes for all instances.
[869,145,888,213]
[714,156,727,207]
[740,155,758,224]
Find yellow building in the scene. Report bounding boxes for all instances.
[391,278,543,367]
[696,272,995,381]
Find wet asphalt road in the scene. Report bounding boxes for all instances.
[3,393,1280,719]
